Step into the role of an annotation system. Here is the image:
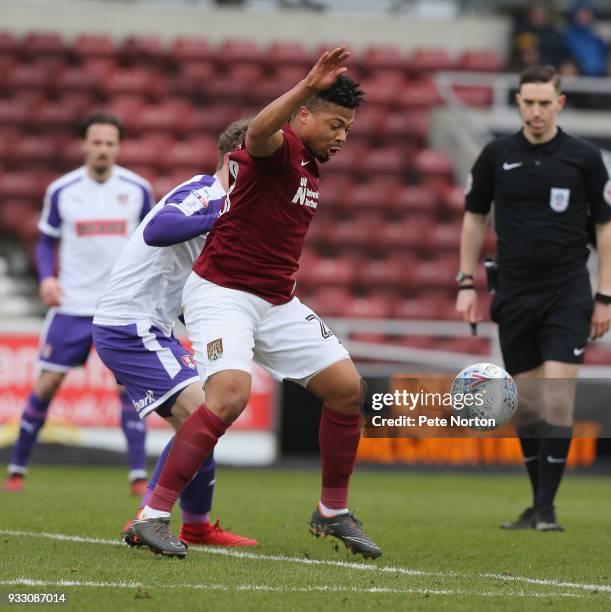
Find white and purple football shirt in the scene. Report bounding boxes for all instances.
[94,174,225,336]
[38,165,153,316]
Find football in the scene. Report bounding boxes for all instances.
[450,362,518,431]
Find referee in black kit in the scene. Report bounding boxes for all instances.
[456,65,611,531]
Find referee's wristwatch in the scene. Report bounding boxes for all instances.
[455,272,474,284]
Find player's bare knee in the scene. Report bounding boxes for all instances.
[206,384,249,422]
[325,378,363,415]
[34,371,64,400]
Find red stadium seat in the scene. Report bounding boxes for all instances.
[0,97,30,128]
[440,185,465,215]
[318,175,352,210]
[361,45,405,73]
[312,256,355,287]
[340,106,384,142]
[379,110,429,143]
[161,138,219,175]
[120,35,165,66]
[173,61,217,98]
[16,207,41,243]
[0,31,19,57]
[151,174,189,200]
[1,201,36,234]
[264,42,311,69]
[390,185,436,215]
[327,216,382,250]
[376,216,432,255]
[13,136,58,168]
[356,257,404,289]
[104,68,159,99]
[7,63,53,94]
[340,295,391,319]
[55,65,102,95]
[117,138,164,170]
[321,142,366,178]
[219,39,262,65]
[303,287,353,317]
[204,64,265,102]
[427,221,463,252]
[192,105,244,135]
[349,179,395,213]
[248,66,305,105]
[359,73,406,109]
[412,149,453,182]
[169,37,215,64]
[80,58,116,80]
[22,32,67,61]
[134,102,195,136]
[73,34,116,60]
[59,139,86,168]
[414,257,456,289]
[34,99,87,133]
[407,48,455,75]
[0,171,45,202]
[457,50,503,73]
[394,80,441,110]
[103,96,147,128]
[393,296,447,320]
[361,147,405,175]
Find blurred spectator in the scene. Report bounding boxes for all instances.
[564,1,609,77]
[509,1,567,71]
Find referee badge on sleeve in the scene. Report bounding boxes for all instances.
[550,188,570,212]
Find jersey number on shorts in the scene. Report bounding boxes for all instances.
[220,160,239,217]
[306,314,334,339]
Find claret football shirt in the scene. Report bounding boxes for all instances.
[192,125,319,304]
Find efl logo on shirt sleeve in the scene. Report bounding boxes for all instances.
[177,190,209,216]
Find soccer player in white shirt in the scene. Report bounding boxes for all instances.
[3,114,153,495]
[93,118,257,548]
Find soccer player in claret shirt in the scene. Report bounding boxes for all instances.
[3,114,152,495]
[94,119,256,548]
[129,46,383,560]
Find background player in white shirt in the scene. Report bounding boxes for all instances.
[94,119,257,548]
[4,114,153,495]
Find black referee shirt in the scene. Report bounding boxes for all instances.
[465,128,611,288]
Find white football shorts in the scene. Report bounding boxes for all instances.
[181,272,349,386]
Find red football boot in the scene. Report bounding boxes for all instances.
[130,478,148,497]
[179,519,258,547]
[3,473,24,493]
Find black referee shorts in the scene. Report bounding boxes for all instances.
[490,275,593,376]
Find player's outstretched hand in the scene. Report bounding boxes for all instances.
[40,277,63,307]
[304,46,351,92]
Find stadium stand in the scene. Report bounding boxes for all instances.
[0,32,504,325]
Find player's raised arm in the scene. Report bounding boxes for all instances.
[245,46,351,158]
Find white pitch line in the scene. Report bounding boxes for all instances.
[1,529,609,596]
[0,578,585,599]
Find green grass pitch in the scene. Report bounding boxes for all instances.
[1,465,610,611]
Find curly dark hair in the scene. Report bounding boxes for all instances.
[305,75,365,112]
